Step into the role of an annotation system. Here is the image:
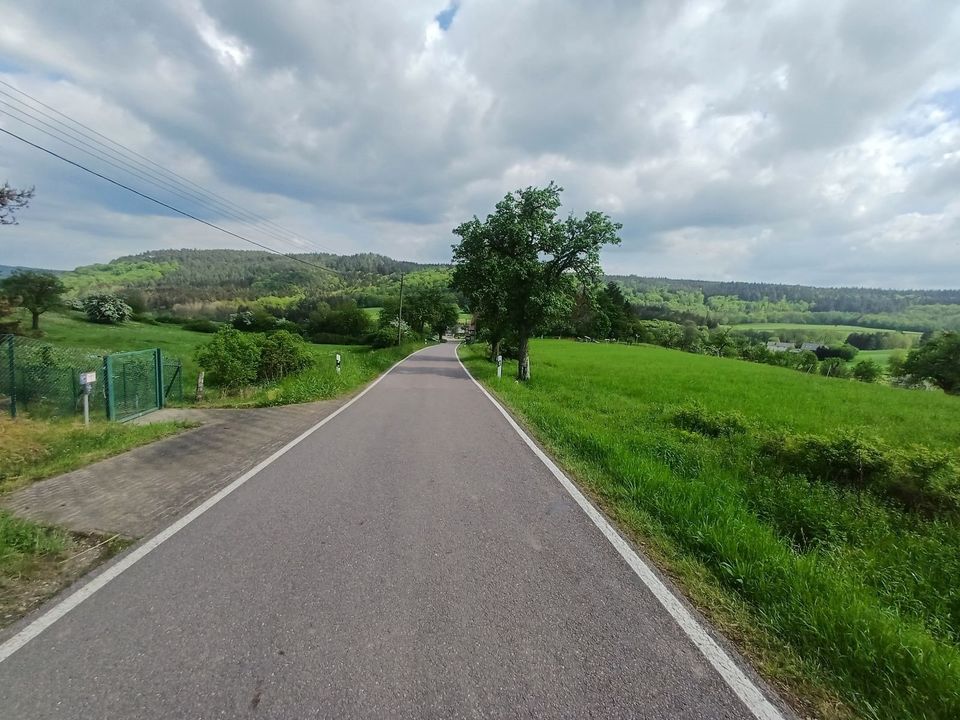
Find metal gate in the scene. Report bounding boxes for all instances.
[104,348,163,422]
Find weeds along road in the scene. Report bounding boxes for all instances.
[0,342,789,719]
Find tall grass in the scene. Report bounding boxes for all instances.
[461,340,960,719]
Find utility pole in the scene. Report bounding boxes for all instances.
[396,272,405,347]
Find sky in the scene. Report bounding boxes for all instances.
[1,0,959,288]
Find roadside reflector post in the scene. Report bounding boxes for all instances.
[79,370,97,427]
[196,371,205,403]
[497,354,503,379]
[336,353,342,374]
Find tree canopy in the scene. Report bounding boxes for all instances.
[0,270,65,330]
[452,183,622,380]
[903,332,960,394]
[0,182,34,225]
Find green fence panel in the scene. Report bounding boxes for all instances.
[2,335,105,419]
[104,348,161,422]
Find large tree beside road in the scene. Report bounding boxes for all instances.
[452,183,621,380]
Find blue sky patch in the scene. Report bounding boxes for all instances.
[435,2,459,31]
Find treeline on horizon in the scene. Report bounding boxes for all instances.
[50,248,960,332]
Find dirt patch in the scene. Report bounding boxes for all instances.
[0,532,130,630]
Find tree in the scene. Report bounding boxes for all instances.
[0,182,35,225]
[852,359,882,383]
[196,328,262,388]
[452,183,621,380]
[0,270,65,330]
[83,293,133,324]
[903,332,960,394]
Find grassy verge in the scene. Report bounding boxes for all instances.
[203,341,429,407]
[0,511,128,628]
[460,340,960,720]
[0,416,192,493]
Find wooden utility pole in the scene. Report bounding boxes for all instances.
[396,273,405,347]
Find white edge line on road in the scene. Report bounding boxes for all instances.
[455,346,786,720]
[0,345,432,665]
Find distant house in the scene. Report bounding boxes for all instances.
[766,341,795,353]
[799,342,824,352]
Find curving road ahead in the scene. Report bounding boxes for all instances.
[0,342,790,719]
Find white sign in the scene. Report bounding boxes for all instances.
[79,371,97,385]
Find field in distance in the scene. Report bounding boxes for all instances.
[461,339,960,719]
[728,322,922,336]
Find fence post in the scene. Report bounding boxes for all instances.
[156,348,164,409]
[104,354,114,420]
[5,335,15,418]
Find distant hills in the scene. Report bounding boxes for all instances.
[0,264,62,278]
[11,248,959,332]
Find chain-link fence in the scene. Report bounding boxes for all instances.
[1,335,184,420]
[0,334,106,418]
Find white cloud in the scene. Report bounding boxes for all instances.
[0,0,958,288]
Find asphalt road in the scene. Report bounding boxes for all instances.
[0,342,786,719]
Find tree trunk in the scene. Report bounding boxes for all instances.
[517,333,531,381]
[31,310,39,330]
[489,337,501,363]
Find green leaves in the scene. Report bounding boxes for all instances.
[451,183,622,379]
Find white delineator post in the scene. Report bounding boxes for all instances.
[79,371,96,427]
[335,353,342,374]
[496,354,503,379]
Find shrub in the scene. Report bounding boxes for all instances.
[258,330,312,381]
[819,357,851,378]
[195,328,262,388]
[230,309,276,332]
[672,402,747,438]
[369,327,398,349]
[853,359,883,383]
[309,332,364,345]
[182,318,219,333]
[83,294,133,324]
[762,431,960,513]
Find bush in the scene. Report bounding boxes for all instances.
[853,359,883,383]
[230,309,276,332]
[258,330,312,381]
[819,357,851,378]
[195,328,262,388]
[762,431,960,513]
[83,294,133,324]
[672,402,747,438]
[182,318,219,333]
[309,332,365,345]
[369,327,398,348]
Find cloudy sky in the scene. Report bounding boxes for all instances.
[1,0,959,288]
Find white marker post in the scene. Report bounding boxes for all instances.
[79,371,96,427]
[496,354,503,379]
[335,353,342,375]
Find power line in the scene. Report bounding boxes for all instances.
[0,94,327,257]
[0,79,341,256]
[0,125,349,277]
[0,104,320,257]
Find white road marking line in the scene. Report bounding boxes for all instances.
[0,345,432,664]
[455,347,786,720]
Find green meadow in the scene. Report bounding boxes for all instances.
[461,339,960,719]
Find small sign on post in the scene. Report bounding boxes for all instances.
[496,354,503,379]
[335,353,342,374]
[79,371,97,427]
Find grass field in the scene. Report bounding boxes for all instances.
[461,340,960,719]
[856,349,905,368]
[18,309,209,390]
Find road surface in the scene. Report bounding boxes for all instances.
[0,342,787,718]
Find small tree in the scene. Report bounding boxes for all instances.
[0,182,35,225]
[903,332,960,394]
[83,293,133,324]
[452,183,621,380]
[196,328,262,388]
[258,330,312,381]
[852,359,882,383]
[0,270,65,330]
